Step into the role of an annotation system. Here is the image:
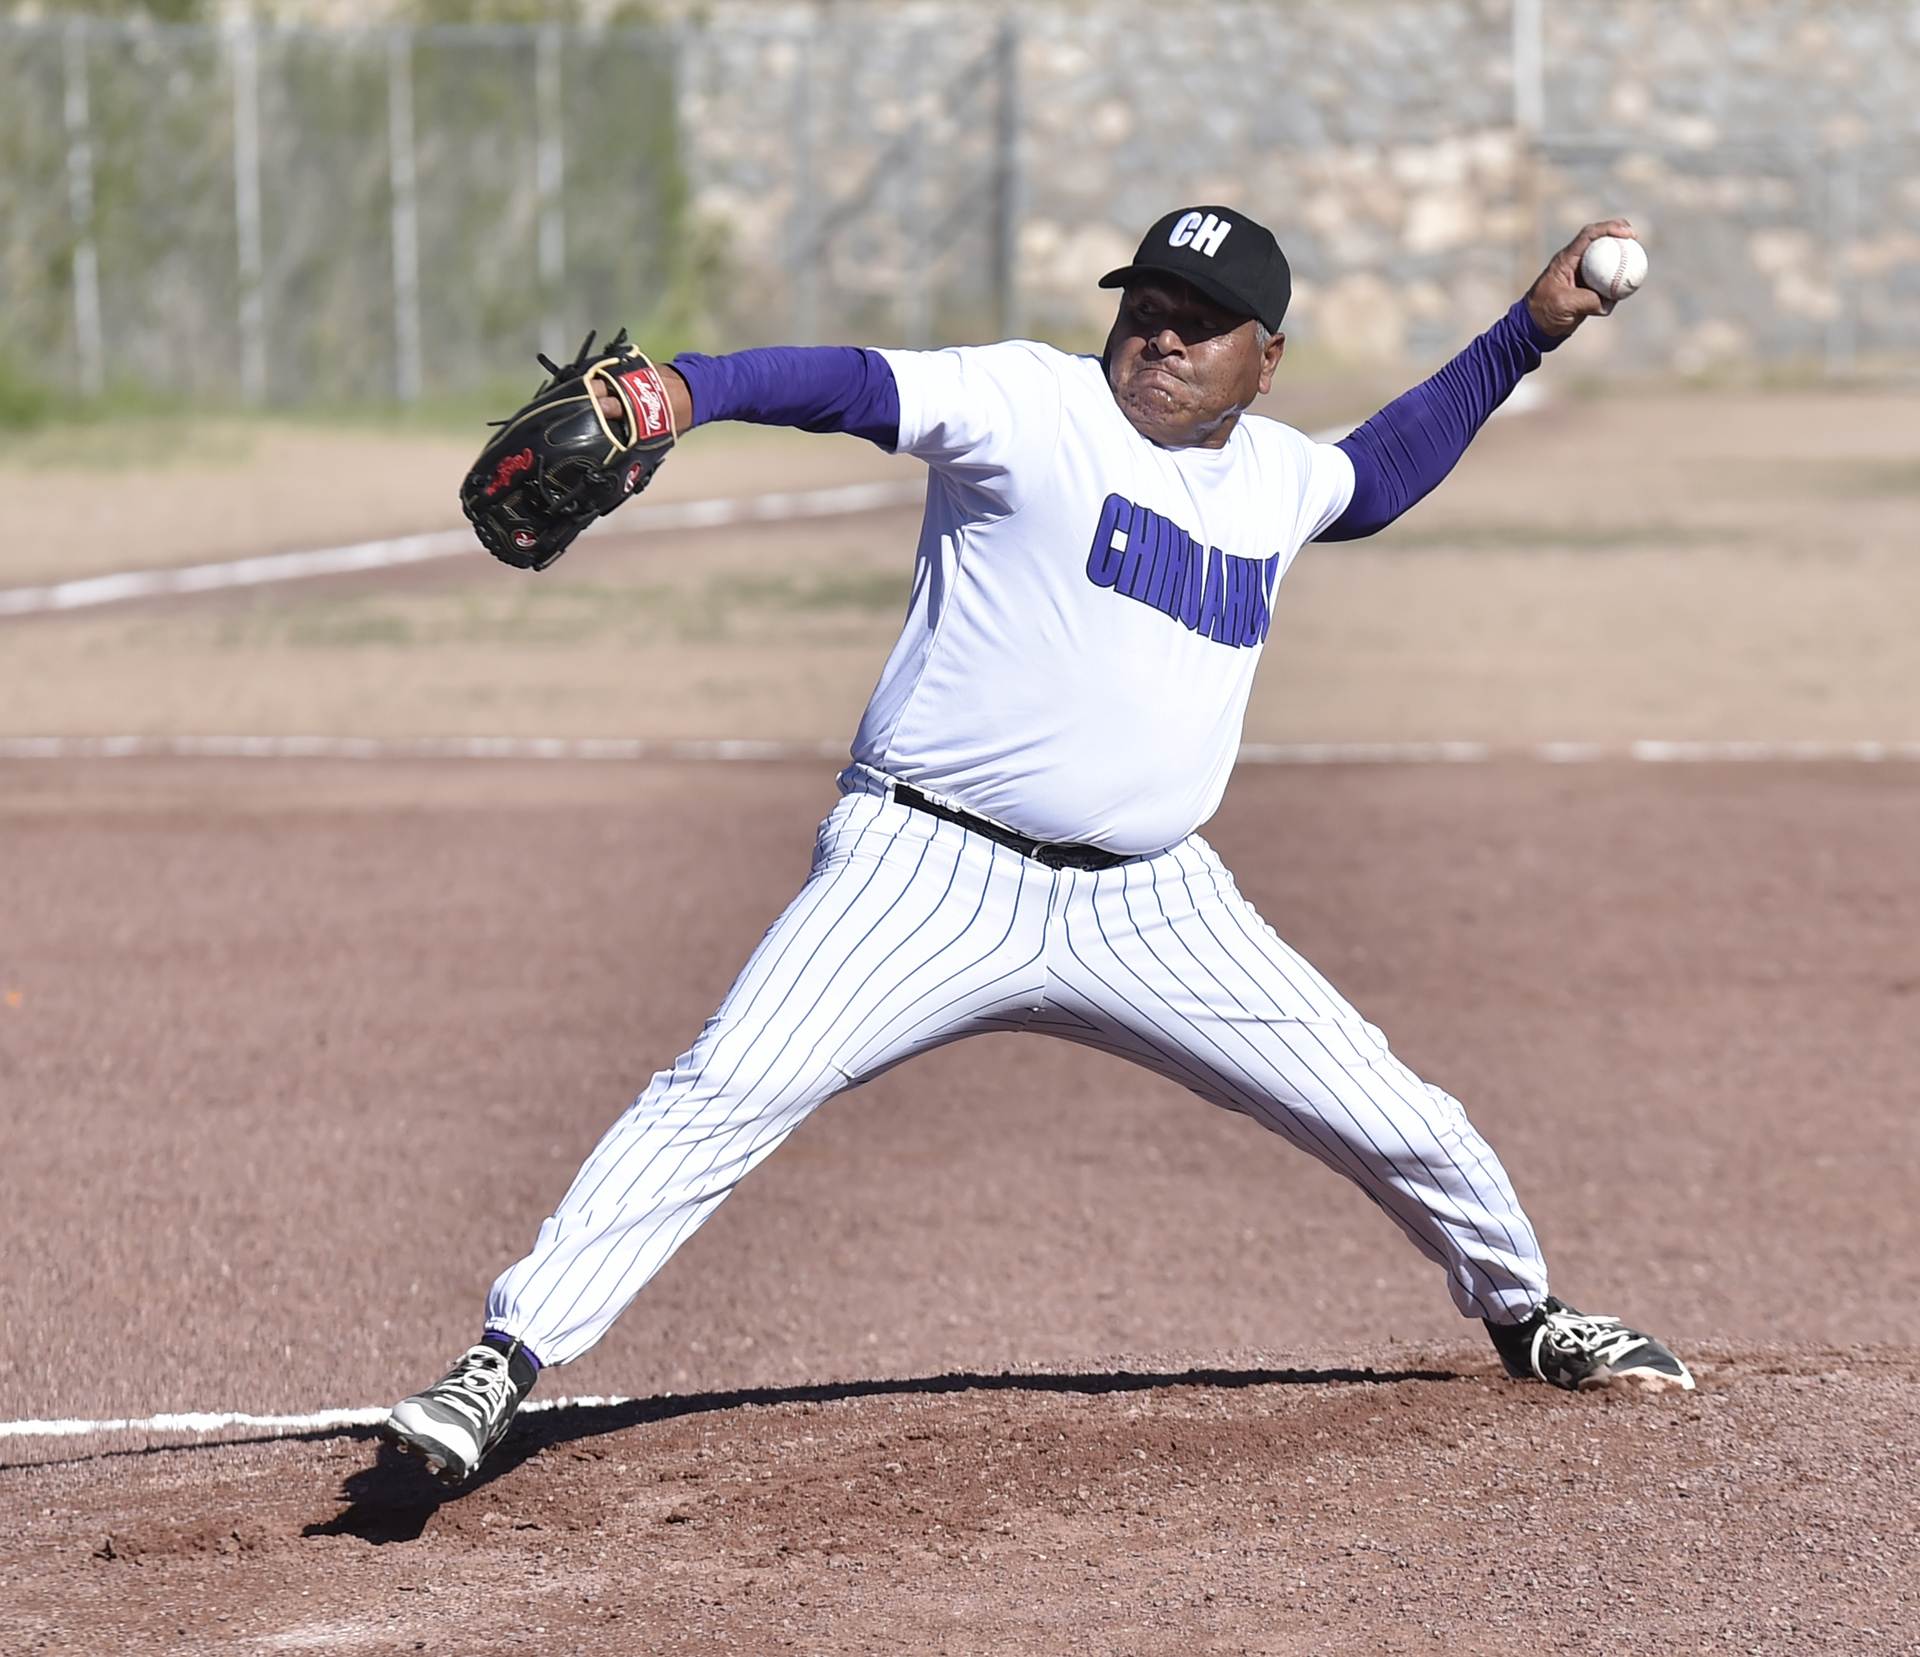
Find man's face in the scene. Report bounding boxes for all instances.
[1104,277,1284,450]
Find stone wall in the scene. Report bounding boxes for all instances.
[683,0,1920,372]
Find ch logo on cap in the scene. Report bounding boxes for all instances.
[1169,210,1233,258]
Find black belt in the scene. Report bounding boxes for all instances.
[892,783,1132,871]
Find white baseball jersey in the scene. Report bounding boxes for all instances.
[852,342,1355,856]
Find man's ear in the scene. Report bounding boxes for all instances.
[1100,307,1126,384]
[1257,331,1286,396]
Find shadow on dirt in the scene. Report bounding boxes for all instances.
[303,1438,453,1543]
[306,1361,1463,1545]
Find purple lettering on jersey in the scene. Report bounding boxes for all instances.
[1221,554,1250,646]
[1086,494,1130,587]
[1177,537,1205,630]
[1197,545,1227,642]
[1146,523,1186,614]
[1117,505,1154,597]
[1130,515,1163,604]
[1122,512,1155,601]
[1236,556,1260,647]
[1136,514,1167,606]
[1244,553,1281,646]
[1084,495,1277,649]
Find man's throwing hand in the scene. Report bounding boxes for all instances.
[1527,219,1638,338]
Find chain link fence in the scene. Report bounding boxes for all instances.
[7,3,1920,408]
[679,9,1020,352]
[0,16,679,407]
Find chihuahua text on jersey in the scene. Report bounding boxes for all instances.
[1085,493,1280,649]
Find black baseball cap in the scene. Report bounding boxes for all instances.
[1099,205,1292,331]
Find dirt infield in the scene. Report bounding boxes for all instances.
[4,754,1918,1652]
[4,362,1919,1654]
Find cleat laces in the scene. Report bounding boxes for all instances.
[1488,1294,1692,1390]
[1536,1309,1650,1371]
[432,1347,515,1418]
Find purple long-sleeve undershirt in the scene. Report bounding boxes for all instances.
[670,346,902,449]
[1318,299,1562,541]
[671,306,1561,540]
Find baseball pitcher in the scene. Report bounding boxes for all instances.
[387,205,1691,1487]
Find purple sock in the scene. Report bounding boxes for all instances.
[480,1329,541,1388]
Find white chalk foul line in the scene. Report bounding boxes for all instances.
[0,735,848,762]
[1239,740,1920,764]
[1,737,1916,766]
[613,477,923,532]
[0,1396,639,1443]
[1626,739,1920,763]
[0,477,927,618]
[1238,741,1495,764]
[0,529,474,616]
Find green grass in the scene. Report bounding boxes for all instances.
[0,375,864,470]
[0,356,72,431]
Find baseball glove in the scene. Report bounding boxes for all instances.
[461,328,677,571]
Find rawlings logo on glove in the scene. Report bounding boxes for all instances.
[460,328,677,572]
[483,447,536,498]
[615,366,674,442]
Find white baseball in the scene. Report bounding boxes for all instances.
[1579,235,1648,303]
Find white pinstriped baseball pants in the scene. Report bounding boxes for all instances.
[486,786,1549,1367]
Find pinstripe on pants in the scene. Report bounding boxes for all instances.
[486,789,1549,1366]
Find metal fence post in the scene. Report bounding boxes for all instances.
[536,23,567,362]
[228,19,267,405]
[387,28,423,404]
[1511,0,1545,287]
[788,22,817,345]
[62,18,104,399]
[901,32,930,348]
[1511,0,1544,136]
[991,10,1021,341]
[1826,152,1859,379]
